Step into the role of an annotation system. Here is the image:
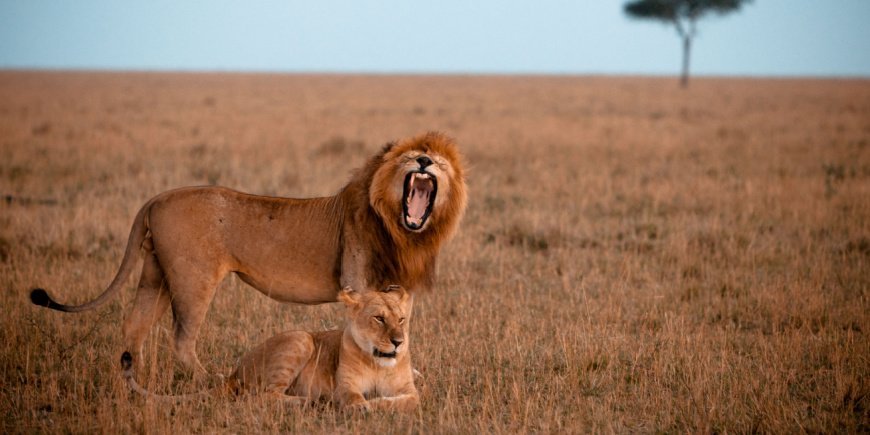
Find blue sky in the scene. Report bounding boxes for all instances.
[1,0,869,76]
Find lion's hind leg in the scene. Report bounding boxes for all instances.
[231,331,316,402]
[122,252,170,365]
[162,261,227,378]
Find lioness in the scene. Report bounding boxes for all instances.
[122,285,418,412]
[31,132,466,375]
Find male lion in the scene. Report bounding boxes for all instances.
[122,285,419,412]
[31,131,466,375]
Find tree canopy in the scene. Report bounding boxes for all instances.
[625,0,749,26]
[624,0,751,87]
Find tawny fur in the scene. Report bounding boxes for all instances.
[32,132,467,375]
[123,286,419,412]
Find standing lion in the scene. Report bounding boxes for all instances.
[31,131,467,375]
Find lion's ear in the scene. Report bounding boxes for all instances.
[380,141,396,154]
[382,284,409,302]
[338,286,361,307]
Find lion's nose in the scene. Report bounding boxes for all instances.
[390,337,404,348]
[416,156,433,168]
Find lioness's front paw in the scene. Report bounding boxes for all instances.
[346,401,371,414]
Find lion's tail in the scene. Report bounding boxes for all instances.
[29,201,153,313]
[120,352,213,402]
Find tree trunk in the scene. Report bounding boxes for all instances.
[681,35,691,88]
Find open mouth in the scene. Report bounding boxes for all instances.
[402,171,437,231]
[373,348,397,359]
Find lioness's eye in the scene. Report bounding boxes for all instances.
[399,317,406,324]
[374,316,385,323]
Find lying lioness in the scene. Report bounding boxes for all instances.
[122,285,418,412]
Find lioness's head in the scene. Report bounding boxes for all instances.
[339,285,412,368]
[370,132,467,234]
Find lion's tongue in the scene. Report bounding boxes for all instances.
[407,188,429,222]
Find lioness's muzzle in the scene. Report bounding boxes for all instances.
[373,348,397,359]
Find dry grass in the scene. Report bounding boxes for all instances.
[1,71,868,433]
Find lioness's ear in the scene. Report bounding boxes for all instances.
[382,284,409,302]
[338,286,361,307]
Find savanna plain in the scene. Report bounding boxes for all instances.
[1,72,868,433]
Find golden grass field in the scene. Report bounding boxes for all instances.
[1,71,868,433]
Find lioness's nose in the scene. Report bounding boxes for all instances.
[416,156,433,168]
[390,337,404,348]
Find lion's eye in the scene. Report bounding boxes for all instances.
[374,316,385,324]
[399,317,406,325]
[432,156,448,167]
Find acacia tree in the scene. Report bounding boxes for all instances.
[624,0,750,87]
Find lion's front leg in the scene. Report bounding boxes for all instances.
[339,222,372,292]
[366,393,420,412]
[338,379,419,413]
[337,386,370,411]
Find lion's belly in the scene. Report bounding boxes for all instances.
[216,190,344,304]
[235,269,339,304]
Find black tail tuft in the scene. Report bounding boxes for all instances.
[121,351,133,371]
[30,288,69,311]
[30,288,52,307]
[121,351,134,371]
